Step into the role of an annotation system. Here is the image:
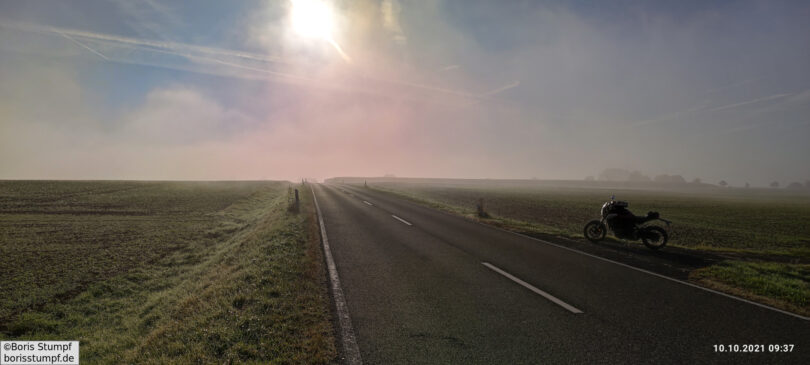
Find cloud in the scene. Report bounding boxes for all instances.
[123,86,251,145]
[381,0,406,45]
[0,52,485,180]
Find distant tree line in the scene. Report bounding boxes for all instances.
[591,168,692,185]
[786,180,810,190]
[587,168,810,190]
[768,180,810,190]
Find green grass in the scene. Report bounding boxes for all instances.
[0,181,335,363]
[362,179,810,315]
[690,262,810,316]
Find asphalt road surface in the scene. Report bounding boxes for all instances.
[312,183,808,364]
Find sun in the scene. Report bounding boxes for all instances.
[290,0,335,40]
[289,0,351,62]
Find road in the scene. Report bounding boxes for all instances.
[312,183,808,364]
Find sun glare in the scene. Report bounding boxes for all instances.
[290,0,335,40]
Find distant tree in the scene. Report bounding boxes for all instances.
[691,178,702,184]
[597,168,654,182]
[718,180,728,187]
[598,168,632,182]
[584,176,596,181]
[745,182,750,188]
[805,180,810,189]
[653,174,686,184]
[787,182,804,190]
[628,170,651,182]
[770,181,780,188]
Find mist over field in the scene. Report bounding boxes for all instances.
[1,0,809,186]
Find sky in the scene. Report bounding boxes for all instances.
[1,0,808,186]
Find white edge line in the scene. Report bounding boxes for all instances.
[391,214,412,226]
[482,222,810,321]
[363,200,373,206]
[482,262,583,314]
[356,185,809,321]
[311,185,363,364]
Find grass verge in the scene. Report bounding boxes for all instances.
[690,262,809,317]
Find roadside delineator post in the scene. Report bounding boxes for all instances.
[477,198,490,218]
[288,186,300,213]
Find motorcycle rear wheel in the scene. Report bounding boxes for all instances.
[641,226,668,250]
[584,220,606,242]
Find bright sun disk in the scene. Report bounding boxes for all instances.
[290,0,335,40]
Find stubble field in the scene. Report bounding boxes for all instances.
[0,180,335,363]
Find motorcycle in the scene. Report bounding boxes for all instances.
[583,196,672,250]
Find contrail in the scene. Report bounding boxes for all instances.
[0,21,288,65]
[630,93,792,128]
[704,93,791,112]
[480,81,520,97]
[374,77,479,98]
[57,32,110,61]
[0,20,508,105]
[207,57,315,82]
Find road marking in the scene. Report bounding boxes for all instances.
[363,200,373,206]
[311,185,363,365]
[482,262,583,314]
[391,215,412,226]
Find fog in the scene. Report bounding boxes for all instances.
[1,0,808,186]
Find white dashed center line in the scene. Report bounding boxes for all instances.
[391,215,412,226]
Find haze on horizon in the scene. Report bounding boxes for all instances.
[1,0,808,187]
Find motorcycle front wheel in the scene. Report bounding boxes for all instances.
[583,220,606,242]
[641,226,668,250]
